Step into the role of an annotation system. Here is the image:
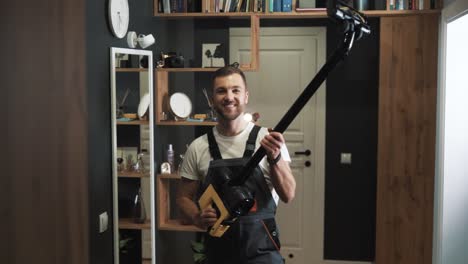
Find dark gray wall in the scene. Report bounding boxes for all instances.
[324,18,379,261]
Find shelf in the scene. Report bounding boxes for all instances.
[156,67,220,72]
[118,171,150,178]
[156,120,217,126]
[156,66,256,72]
[116,68,149,72]
[117,120,149,125]
[157,173,205,232]
[158,219,205,232]
[119,218,151,230]
[156,173,205,232]
[158,173,181,179]
[154,9,441,18]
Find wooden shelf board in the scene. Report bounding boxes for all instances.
[119,218,151,230]
[158,173,180,179]
[155,12,256,18]
[158,219,205,232]
[154,9,440,18]
[157,67,219,72]
[117,120,149,125]
[116,68,148,72]
[156,120,217,126]
[118,171,150,178]
[362,9,441,17]
[156,67,256,72]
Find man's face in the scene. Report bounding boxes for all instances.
[212,73,249,121]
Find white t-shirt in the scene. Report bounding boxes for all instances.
[179,122,291,205]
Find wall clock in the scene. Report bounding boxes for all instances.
[108,0,129,39]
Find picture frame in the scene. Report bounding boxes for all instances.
[202,43,226,68]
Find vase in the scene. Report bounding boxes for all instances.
[131,188,147,224]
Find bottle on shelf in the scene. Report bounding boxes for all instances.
[134,149,148,173]
[166,144,175,173]
[131,188,147,224]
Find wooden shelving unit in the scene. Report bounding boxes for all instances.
[156,173,205,232]
[156,67,257,72]
[159,219,204,232]
[156,120,217,126]
[111,48,155,264]
[153,0,443,18]
[117,120,149,125]
[116,68,149,72]
[153,9,441,18]
[119,218,152,230]
[153,5,441,127]
[118,171,150,178]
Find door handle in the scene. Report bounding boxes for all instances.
[294,149,311,156]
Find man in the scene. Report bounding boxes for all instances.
[176,65,296,264]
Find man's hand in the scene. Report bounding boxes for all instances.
[261,130,285,161]
[260,129,296,203]
[193,206,218,229]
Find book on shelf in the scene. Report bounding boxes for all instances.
[198,0,268,13]
[163,0,171,13]
[390,0,437,10]
[282,0,292,12]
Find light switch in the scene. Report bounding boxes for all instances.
[99,212,108,233]
[340,153,352,164]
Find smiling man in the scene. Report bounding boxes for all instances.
[176,65,296,264]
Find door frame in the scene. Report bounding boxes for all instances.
[434,1,468,263]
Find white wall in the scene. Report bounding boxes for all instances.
[434,1,468,263]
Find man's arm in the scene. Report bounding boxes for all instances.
[260,131,296,203]
[176,178,218,229]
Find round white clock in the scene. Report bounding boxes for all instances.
[108,0,129,39]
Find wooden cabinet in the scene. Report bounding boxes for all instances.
[376,13,439,264]
[111,48,156,264]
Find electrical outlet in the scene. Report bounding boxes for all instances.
[340,153,352,164]
[99,212,108,233]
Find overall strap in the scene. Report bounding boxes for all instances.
[207,129,222,160]
[243,125,261,158]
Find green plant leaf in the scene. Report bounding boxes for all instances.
[191,241,205,253]
[119,237,133,249]
[193,253,206,264]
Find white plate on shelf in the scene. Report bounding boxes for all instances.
[169,92,192,120]
[138,93,151,118]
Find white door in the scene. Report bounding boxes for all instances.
[230,27,326,263]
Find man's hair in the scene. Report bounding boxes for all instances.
[212,65,247,88]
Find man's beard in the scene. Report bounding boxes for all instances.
[214,104,245,121]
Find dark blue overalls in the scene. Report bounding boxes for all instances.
[201,125,283,264]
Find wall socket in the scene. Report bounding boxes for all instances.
[340,153,352,164]
[99,212,108,233]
